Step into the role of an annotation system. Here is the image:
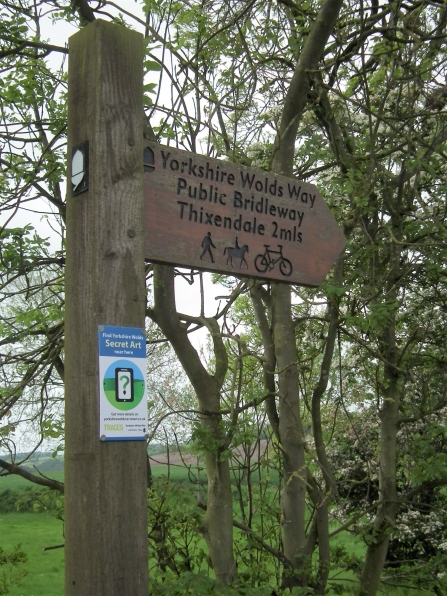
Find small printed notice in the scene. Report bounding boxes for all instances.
[98,325,147,441]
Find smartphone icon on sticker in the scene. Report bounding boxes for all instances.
[115,368,134,402]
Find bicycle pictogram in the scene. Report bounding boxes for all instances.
[254,244,293,277]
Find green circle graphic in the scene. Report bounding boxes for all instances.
[103,359,145,411]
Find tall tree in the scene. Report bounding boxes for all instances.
[2,0,447,593]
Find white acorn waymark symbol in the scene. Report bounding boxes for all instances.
[72,149,85,191]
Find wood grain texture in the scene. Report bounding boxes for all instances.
[144,142,346,286]
[65,20,147,596]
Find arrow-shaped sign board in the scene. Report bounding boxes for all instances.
[144,142,346,286]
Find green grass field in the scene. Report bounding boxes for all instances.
[0,466,188,493]
[0,472,64,492]
[0,467,193,596]
[0,469,430,596]
[0,513,64,596]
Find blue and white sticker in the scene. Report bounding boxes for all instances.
[98,325,147,441]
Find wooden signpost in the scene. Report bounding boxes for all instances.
[65,20,147,596]
[65,18,345,596]
[144,142,346,286]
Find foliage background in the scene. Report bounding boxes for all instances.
[1,0,447,593]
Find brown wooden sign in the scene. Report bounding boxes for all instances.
[144,142,346,286]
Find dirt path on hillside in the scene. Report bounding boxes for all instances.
[149,439,271,467]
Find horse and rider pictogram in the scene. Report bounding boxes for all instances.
[224,238,249,269]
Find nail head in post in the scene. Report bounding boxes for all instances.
[71,141,89,196]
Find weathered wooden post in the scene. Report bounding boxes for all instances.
[65,20,147,595]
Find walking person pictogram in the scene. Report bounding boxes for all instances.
[200,232,216,263]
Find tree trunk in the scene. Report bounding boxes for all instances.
[359,204,402,594]
[202,430,237,583]
[358,365,400,595]
[249,282,280,441]
[248,1,344,584]
[272,283,308,588]
[149,265,236,584]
